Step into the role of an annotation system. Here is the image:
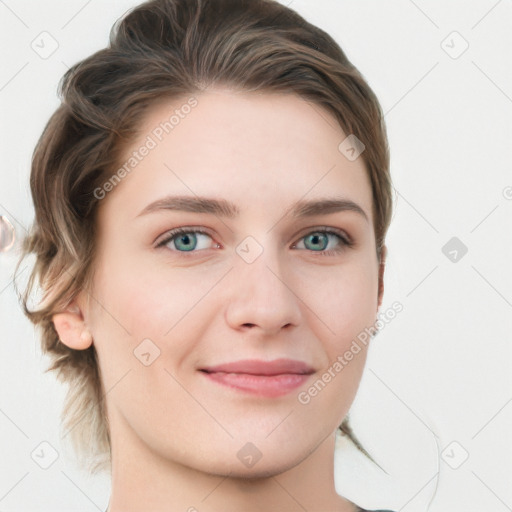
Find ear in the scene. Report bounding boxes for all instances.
[52,299,93,350]
[377,245,387,310]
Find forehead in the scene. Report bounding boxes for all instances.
[102,88,373,223]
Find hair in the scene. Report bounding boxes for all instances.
[15,0,392,475]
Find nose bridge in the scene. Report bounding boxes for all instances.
[225,234,302,332]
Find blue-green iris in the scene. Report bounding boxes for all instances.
[303,232,328,251]
[174,233,197,251]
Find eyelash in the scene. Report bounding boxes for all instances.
[156,226,353,257]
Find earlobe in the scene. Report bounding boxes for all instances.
[52,307,93,350]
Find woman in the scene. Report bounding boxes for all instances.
[17,0,395,510]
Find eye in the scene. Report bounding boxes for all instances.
[292,228,352,256]
[155,226,352,255]
[156,227,217,252]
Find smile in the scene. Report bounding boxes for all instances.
[199,359,315,398]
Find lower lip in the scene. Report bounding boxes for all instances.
[201,371,311,397]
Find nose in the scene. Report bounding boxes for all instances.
[224,244,302,337]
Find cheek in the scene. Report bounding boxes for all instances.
[91,248,177,334]
[295,264,376,420]
[298,259,379,346]
[89,254,211,371]
[87,251,167,381]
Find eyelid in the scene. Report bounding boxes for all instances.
[293,225,352,245]
[154,225,214,247]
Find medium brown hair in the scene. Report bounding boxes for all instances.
[16,0,392,475]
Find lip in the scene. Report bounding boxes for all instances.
[199,358,315,398]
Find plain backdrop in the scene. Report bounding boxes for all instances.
[1,1,511,511]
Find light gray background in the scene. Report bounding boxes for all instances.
[1,1,511,511]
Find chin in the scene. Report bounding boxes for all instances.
[207,462,302,480]
[196,446,309,480]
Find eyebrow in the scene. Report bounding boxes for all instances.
[136,195,369,222]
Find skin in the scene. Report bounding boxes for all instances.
[53,87,386,512]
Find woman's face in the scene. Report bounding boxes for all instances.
[82,88,382,476]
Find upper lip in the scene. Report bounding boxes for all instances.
[200,358,315,376]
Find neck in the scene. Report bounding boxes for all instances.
[106,426,358,512]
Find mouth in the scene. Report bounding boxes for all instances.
[199,359,315,398]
